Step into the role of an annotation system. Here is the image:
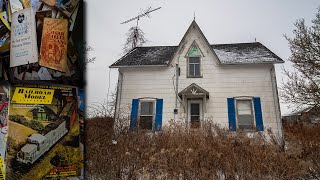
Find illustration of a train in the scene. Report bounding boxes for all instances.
[17,120,69,164]
[16,102,77,164]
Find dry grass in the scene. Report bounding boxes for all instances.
[8,121,37,144]
[85,118,320,179]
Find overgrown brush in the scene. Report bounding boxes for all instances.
[284,123,320,179]
[85,118,319,179]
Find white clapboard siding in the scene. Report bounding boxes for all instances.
[116,21,282,139]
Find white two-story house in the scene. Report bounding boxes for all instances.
[110,20,284,139]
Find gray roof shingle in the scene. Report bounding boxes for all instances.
[211,42,284,64]
[111,46,177,67]
[110,42,284,67]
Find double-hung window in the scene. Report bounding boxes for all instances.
[236,99,254,131]
[188,57,201,77]
[187,44,202,78]
[139,101,154,130]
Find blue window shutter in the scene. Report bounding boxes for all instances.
[254,97,264,131]
[227,98,236,131]
[154,99,163,131]
[130,99,139,129]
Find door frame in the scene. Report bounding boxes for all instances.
[187,99,203,128]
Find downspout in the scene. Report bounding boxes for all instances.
[174,63,179,119]
[174,44,185,119]
[114,69,123,120]
[270,65,284,146]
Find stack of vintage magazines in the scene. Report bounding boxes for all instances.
[0,0,85,179]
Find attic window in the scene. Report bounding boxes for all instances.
[187,45,202,78]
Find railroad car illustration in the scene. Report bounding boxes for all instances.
[16,102,76,164]
[17,120,68,164]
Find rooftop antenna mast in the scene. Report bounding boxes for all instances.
[121,7,161,49]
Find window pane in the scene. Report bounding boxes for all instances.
[238,115,253,125]
[141,102,153,115]
[237,100,252,115]
[191,103,200,115]
[189,57,200,63]
[237,100,254,130]
[189,64,194,76]
[139,116,153,130]
[195,64,200,76]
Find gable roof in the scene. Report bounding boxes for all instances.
[110,20,284,68]
[172,20,220,65]
[211,42,283,64]
[111,46,177,67]
[110,42,284,67]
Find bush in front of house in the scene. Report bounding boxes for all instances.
[85,117,320,179]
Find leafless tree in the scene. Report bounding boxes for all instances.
[123,26,148,53]
[86,90,117,118]
[281,8,320,109]
[85,45,96,64]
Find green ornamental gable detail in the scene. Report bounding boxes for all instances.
[188,46,201,57]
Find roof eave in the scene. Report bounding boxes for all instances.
[221,61,284,65]
[109,64,168,68]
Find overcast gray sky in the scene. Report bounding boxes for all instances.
[86,0,319,115]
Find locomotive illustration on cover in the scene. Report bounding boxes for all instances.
[7,83,81,179]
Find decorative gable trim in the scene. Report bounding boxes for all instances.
[169,20,221,66]
[178,83,209,99]
[185,41,205,58]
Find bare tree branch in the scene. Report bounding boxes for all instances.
[281,8,320,109]
[123,26,148,53]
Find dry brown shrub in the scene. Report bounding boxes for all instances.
[283,123,320,178]
[85,118,318,179]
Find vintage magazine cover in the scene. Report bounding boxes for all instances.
[41,0,57,7]
[55,0,79,18]
[6,83,82,179]
[10,8,39,67]
[39,18,68,72]
[0,83,9,180]
[9,0,23,14]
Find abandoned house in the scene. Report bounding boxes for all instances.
[110,20,284,139]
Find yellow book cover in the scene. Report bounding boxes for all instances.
[0,11,10,30]
[7,84,81,179]
[40,18,68,72]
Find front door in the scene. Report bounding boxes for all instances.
[188,100,202,128]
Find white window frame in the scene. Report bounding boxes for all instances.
[235,97,256,131]
[186,42,203,78]
[188,57,202,78]
[138,99,156,131]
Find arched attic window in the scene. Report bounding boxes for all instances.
[187,43,202,78]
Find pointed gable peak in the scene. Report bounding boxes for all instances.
[172,20,221,64]
[188,20,201,33]
[175,20,208,52]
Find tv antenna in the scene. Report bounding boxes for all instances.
[121,7,161,50]
[121,7,161,25]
